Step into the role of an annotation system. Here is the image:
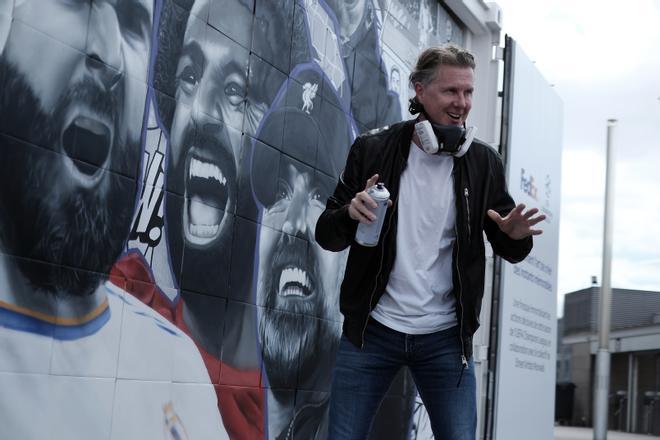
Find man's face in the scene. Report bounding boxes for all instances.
[167,0,253,251]
[415,65,473,126]
[0,0,152,297]
[257,163,343,389]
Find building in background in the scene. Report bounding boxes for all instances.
[558,283,660,436]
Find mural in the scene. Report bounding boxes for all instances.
[0,0,464,438]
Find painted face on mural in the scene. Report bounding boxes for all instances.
[0,0,152,297]
[326,0,370,41]
[165,0,268,293]
[2,0,151,144]
[253,69,351,388]
[257,160,343,388]
[390,67,401,95]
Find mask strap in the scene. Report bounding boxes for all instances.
[454,126,477,158]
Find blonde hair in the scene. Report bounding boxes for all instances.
[409,44,475,87]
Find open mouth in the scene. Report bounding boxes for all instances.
[60,113,113,188]
[183,152,231,247]
[447,112,462,124]
[277,266,314,298]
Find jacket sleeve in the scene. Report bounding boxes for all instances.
[314,136,364,251]
[483,152,533,263]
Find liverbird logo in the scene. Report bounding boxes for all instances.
[301,82,318,114]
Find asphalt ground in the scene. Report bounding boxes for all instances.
[555,426,660,440]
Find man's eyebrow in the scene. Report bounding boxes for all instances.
[181,40,205,70]
[212,60,245,82]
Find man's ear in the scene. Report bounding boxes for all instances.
[413,81,424,100]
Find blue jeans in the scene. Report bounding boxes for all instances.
[328,319,476,440]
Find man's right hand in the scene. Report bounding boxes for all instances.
[348,174,389,224]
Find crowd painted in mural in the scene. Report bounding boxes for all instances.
[0,0,463,438]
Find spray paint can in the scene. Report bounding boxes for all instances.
[355,183,390,247]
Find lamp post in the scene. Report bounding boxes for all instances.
[593,118,617,440]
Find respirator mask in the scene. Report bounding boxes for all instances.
[409,99,477,157]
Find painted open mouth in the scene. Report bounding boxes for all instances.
[277,265,315,298]
[183,152,231,247]
[60,114,112,187]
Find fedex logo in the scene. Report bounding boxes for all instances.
[520,168,538,200]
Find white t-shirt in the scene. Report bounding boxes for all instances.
[371,142,458,334]
[0,281,228,440]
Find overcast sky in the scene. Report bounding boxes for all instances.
[494,0,660,316]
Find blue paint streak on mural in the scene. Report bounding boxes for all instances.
[0,305,111,341]
[132,0,164,239]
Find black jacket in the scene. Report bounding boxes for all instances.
[315,119,532,359]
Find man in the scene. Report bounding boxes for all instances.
[0,1,227,438]
[315,44,545,439]
[253,64,353,439]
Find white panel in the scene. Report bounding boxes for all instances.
[494,41,563,440]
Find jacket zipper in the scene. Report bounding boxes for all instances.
[464,187,471,243]
[360,196,398,348]
[455,172,469,385]
[454,222,468,386]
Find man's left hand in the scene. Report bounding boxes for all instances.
[487,204,545,240]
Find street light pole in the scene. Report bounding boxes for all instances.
[593,118,617,440]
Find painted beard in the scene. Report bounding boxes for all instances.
[165,121,237,293]
[0,59,138,298]
[258,231,336,390]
